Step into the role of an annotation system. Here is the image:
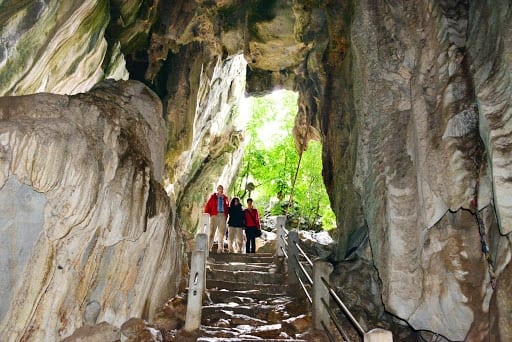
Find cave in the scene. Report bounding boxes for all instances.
[0,0,511,341]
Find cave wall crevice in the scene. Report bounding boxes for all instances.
[314,0,512,340]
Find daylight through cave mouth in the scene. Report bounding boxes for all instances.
[233,90,335,231]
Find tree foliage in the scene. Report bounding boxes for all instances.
[234,91,336,230]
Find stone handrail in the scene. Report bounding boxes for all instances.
[274,216,393,342]
[184,214,393,341]
[184,213,210,332]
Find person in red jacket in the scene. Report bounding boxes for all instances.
[243,198,261,253]
[204,184,230,252]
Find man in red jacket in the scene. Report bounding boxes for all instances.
[204,184,230,252]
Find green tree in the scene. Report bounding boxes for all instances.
[235,91,335,231]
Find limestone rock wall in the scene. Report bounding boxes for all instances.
[312,0,512,340]
[0,0,128,96]
[0,80,182,340]
[171,54,247,234]
[468,1,512,340]
[143,0,250,232]
[1,0,512,341]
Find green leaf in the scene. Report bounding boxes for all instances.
[236,90,336,231]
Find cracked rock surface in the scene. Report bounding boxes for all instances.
[0,80,183,340]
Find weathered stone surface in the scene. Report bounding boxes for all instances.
[0,0,128,96]
[245,0,309,72]
[467,1,512,235]
[282,314,311,334]
[171,54,247,233]
[0,177,47,322]
[152,295,187,331]
[121,317,163,342]
[306,1,512,340]
[329,249,418,341]
[1,0,512,341]
[0,80,182,340]
[61,321,120,342]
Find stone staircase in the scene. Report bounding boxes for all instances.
[195,251,314,341]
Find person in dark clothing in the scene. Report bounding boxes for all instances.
[244,198,261,253]
[227,197,245,253]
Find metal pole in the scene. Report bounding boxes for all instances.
[321,277,366,336]
[313,260,333,330]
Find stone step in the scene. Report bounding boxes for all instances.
[208,252,275,264]
[206,269,286,284]
[207,280,287,294]
[202,298,296,318]
[197,325,308,342]
[208,261,282,272]
[202,305,269,324]
[198,339,307,342]
[208,289,291,303]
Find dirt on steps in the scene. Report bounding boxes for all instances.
[165,251,332,341]
[198,251,320,341]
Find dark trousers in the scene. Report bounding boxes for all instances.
[244,226,258,253]
[246,237,256,253]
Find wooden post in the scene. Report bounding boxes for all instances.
[313,259,333,330]
[184,250,206,332]
[364,328,393,342]
[287,230,299,287]
[275,215,286,257]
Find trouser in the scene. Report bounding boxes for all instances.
[209,214,227,252]
[244,226,258,253]
[228,226,244,253]
[246,237,256,253]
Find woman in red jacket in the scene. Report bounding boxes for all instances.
[244,198,261,253]
[204,185,230,252]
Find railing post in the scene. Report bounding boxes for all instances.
[184,250,206,332]
[196,233,207,251]
[313,259,333,330]
[201,213,210,256]
[201,213,210,232]
[196,233,208,287]
[196,232,208,258]
[287,230,299,286]
[364,328,393,342]
[275,215,286,257]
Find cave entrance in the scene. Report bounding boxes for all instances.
[233,89,335,231]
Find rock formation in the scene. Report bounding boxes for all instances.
[0,0,511,341]
[0,80,182,340]
[314,2,512,340]
[0,0,128,96]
